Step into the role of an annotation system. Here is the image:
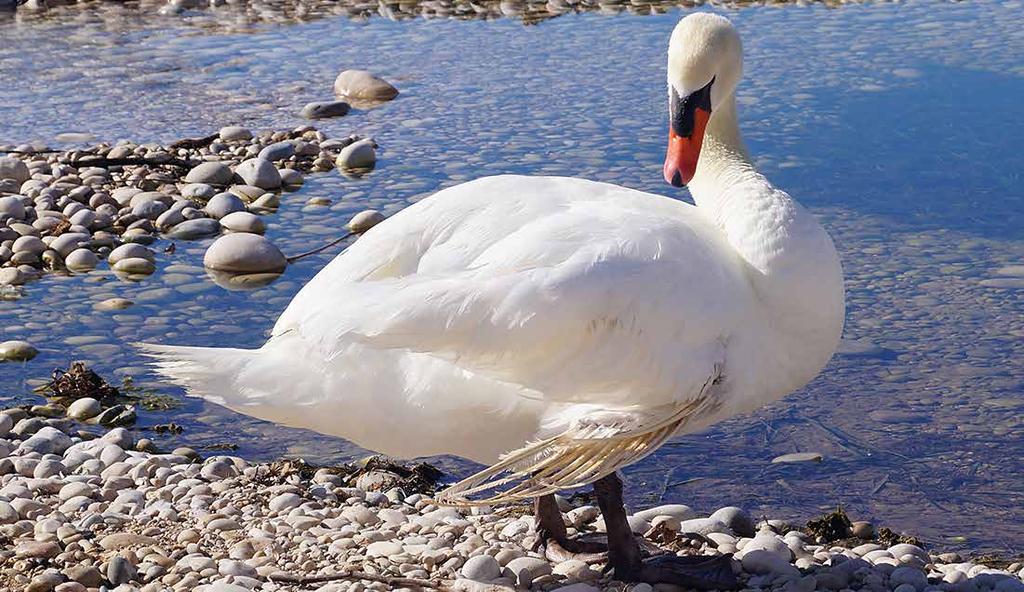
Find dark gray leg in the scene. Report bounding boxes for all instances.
[592,472,738,590]
[534,493,608,561]
[593,472,643,574]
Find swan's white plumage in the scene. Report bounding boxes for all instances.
[144,13,845,504]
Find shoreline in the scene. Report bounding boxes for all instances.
[1,400,1022,592]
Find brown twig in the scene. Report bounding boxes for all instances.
[286,231,354,263]
[169,133,220,151]
[61,156,196,169]
[270,570,443,590]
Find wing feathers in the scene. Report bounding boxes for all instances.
[436,370,721,506]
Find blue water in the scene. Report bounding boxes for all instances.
[1,0,1022,554]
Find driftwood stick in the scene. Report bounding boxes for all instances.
[61,156,196,169]
[270,570,443,590]
[169,132,221,151]
[286,231,354,263]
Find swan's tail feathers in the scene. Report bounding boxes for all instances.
[436,373,721,507]
[135,342,262,407]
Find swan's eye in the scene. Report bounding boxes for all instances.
[670,77,715,138]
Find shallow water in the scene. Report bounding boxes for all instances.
[2,0,1023,554]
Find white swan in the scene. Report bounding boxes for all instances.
[145,13,843,586]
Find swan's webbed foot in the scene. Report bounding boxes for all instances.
[622,553,738,590]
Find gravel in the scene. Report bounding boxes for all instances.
[0,402,1017,592]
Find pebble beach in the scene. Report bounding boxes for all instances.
[3,0,1024,589]
[2,405,1024,592]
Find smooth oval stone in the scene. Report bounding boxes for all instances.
[113,257,156,275]
[0,340,38,362]
[228,185,265,203]
[300,100,351,119]
[8,222,39,237]
[462,554,501,582]
[709,506,756,538]
[279,169,304,188]
[133,200,168,220]
[219,211,265,234]
[181,183,217,200]
[0,267,28,286]
[0,157,30,184]
[205,193,246,219]
[204,233,286,274]
[12,235,46,255]
[184,162,233,186]
[251,193,280,210]
[348,209,385,233]
[219,126,253,142]
[333,69,399,101]
[69,209,97,228]
[0,195,26,219]
[108,243,155,264]
[95,297,134,311]
[258,141,296,162]
[129,191,172,208]
[155,208,186,230]
[234,158,281,190]
[65,248,99,271]
[49,232,91,257]
[336,139,376,169]
[112,187,142,206]
[166,218,221,240]
[67,397,102,420]
[771,452,824,464]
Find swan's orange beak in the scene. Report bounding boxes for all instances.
[664,80,714,187]
[663,109,710,187]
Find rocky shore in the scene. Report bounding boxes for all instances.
[6,0,870,26]
[0,120,384,306]
[0,401,1022,592]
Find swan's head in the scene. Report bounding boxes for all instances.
[663,13,743,187]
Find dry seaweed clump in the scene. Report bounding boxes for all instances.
[37,361,120,403]
[252,456,443,495]
[805,507,924,549]
[877,526,923,548]
[357,455,444,493]
[805,506,854,543]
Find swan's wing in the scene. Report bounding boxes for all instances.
[436,370,723,505]
[274,176,750,409]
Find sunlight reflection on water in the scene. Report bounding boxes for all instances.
[1,0,1022,553]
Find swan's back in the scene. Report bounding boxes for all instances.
[149,175,759,464]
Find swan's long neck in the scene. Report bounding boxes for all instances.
[687,95,774,274]
[687,94,845,394]
[687,94,831,281]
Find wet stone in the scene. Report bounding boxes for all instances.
[300,100,351,119]
[203,232,287,274]
[333,69,399,101]
[0,340,38,361]
[166,218,221,240]
[112,257,156,275]
[336,138,377,169]
[258,141,296,162]
[219,126,253,142]
[219,211,265,234]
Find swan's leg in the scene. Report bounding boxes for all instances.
[593,473,644,573]
[594,472,738,590]
[534,494,607,563]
